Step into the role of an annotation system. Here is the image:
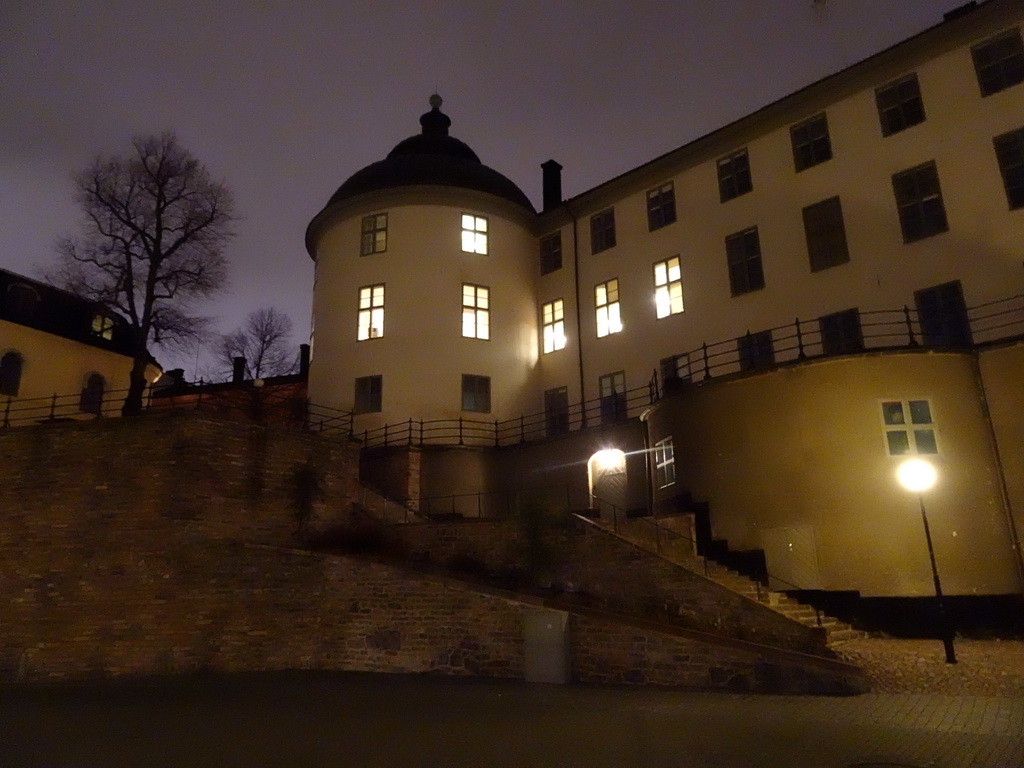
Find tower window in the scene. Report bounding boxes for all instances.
[725,227,764,296]
[0,351,23,397]
[595,279,622,337]
[653,256,683,318]
[461,374,491,413]
[590,209,616,254]
[972,28,1024,97]
[354,375,382,413]
[542,299,566,353]
[803,196,850,272]
[994,126,1024,209]
[357,284,385,340]
[540,232,562,274]
[790,113,832,171]
[892,162,948,243]
[91,313,114,340]
[646,183,676,231]
[881,399,938,455]
[654,437,676,488]
[80,373,105,416]
[876,74,925,136]
[360,213,388,256]
[461,214,488,254]
[717,149,752,202]
[462,284,490,340]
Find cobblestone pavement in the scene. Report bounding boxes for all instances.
[1,668,1022,768]
[834,638,1024,697]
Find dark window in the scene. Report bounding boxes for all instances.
[819,309,863,355]
[994,127,1024,209]
[360,213,387,256]
[79,373,105,416]
[540,232,562,274]
[590,209,616,254]
[875,74,925,136]
[646,182,676,230]
[790,113,832,171]
[725,227,765,296]
[972,28,1024,97]
[354,375,382,414]
[717,149,752,202]
[892,162,948,242]
[598,371,626,425]
[737,330,774,371]
[803,196,850,272]
[544,387,570,436]
[461,374,491,413]
[6,284,38,318]
[660,353,692,393]
[0,351,23,397]
[915,281,972,348]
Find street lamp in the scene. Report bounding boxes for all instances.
[896,458,957,664]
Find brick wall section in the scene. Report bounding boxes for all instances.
[398,518,826,655]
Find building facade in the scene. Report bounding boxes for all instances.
[305,0,1024,600]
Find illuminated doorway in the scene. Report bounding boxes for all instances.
[587,449,626,520]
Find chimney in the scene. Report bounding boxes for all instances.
[232,356,246,383]
[541,159,563,212]
[299,344,310,376]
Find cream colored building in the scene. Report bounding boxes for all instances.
[0,269,156,421]
[305,0,1024,600]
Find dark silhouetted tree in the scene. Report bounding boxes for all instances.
[53,133,235,414]
[218,307,296,380]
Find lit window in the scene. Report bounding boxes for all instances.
[590,209,616,254]
[354,375,382,413]
[461,214,488,254]
[994,126,1024,209]
[540,232,562,274]
[646,183,676,231]
[892,162,948,243]
[461,374,491,413]
[972,28,1024,97]
[790,113,832,171]
[875,74,925,136]
[717,149,752,202]
[595,279,622,337]
[542,299,566,353]
[91,313,114,340]
[654,437,676,488]
[0,351,23,397]
[462,284,490,340]
[881,399,938,456]
[653,256,683,318]
[357,284,385,340]
[360,213,387,256]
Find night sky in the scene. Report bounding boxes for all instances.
[2,0,955,377]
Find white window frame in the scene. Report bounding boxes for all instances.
[880,398,938,456]
[360,213,388,256]
[542,299,566,353]
[357,284,385,340]
[461,214,488,254]
[654,436,676,488]
[461,284,490,339]
[654,256,683,319]
[595,279,622,338]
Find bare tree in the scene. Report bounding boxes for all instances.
[218,307,296,380]
[52,133,235,414]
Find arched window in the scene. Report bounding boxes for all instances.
[80,373,106,416]
[6,284,39,319]
[0,352,23,397]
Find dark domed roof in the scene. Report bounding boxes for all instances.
[322,96,535,213]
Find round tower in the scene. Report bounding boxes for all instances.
[305,97,539,431]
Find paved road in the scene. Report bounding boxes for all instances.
[1,672,1021,767]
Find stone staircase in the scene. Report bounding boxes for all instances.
[587,515,867,646]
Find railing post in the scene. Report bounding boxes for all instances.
[458,417,464,445]
[407,418,413,446]
[477,491,482,517]
[419,419,424,446]
[2,396,11,428]
[383,422,389,446]
[702,342,711,380]
[49,393,57,420]
[494,419,499,447]
[795,317,806,359]
[904,305,919,346]
[520,414,525,443]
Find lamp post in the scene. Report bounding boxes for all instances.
[896,458,957,664]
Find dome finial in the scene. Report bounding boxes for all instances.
[420,94,451,137]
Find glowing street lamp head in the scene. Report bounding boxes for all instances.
[897,458,937,493]
[592,448,626,472]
